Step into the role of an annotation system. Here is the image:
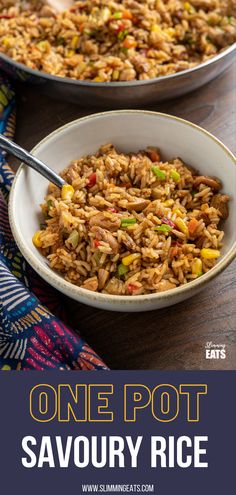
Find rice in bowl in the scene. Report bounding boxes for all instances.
[33,144,230,296]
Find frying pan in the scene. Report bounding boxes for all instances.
[0,43,235,108]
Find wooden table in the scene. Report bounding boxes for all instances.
[11,62,236,370]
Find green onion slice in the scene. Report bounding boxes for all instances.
[117,264,129,277]
[47,199,54,209]
[121,218,137,227]
[154,224,173,233]
[152,167,166,180]
[170,169,180,182]
[67,230,79,248]
[118,29,129,40]
[113,12,122,19]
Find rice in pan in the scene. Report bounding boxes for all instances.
[0,1,235,82]
[33,144,230,295]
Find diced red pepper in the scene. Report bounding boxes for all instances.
[162,217,176,229]
[132,16,139,25]
[128,283,138,294]
[120,182,131,188]
[171,246,179,257]
[0,14,14,19]
[94,240,101,248]
[171,241,183,247]
[107,207,119,213]
[116,22,126,33]
[87,172,97,188]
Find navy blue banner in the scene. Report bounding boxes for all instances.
[0,371,234,494]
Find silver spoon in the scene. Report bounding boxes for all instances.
[0,134,66,188]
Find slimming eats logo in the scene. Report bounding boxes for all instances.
[205,342,226,360]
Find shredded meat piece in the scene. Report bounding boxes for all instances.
[225,0,236,16]
[81,276,98,292]
[155,280,176,291]
[199,212,211,226]
[104,277,124,295]
[195,235,205,248]
[191,0,217,8]
[121,233,137,251]
[91,226,119,253]
[119,68,136,81]
[89,212,120,231]
[151,188,163,199]
[131,55,151,73]
[193,176,221,191]
[98,269,109,290]
[211,194,230,219]
[146,147,162,162]
[126,199,150,211]
[39,5,56,17]
[207,26,236,47]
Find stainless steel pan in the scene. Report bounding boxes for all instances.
[0,43,235,108]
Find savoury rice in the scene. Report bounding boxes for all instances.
[33,144,230,295]
[0,1,235,82]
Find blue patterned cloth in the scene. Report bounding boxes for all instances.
[0,75,108,371]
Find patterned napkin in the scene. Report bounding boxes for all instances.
[0,75,108,371]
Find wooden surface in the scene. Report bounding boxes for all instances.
[11,61,236,370]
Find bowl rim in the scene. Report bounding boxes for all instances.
[1,42,236,88]
[8,110,236,305]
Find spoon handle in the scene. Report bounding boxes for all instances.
[0,134,66,188]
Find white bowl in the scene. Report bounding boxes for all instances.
[9,111,236,312]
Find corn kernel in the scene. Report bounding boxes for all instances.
[77,62,86,75]
[112,69,120,81]
[175,217,189,236]
[61,184,74,201]
[192,258,203,275]
[151,24,162,33]
[32,231,43,248]
[2,37,11,47]
[66,49,75,57]
[170,169,181,182]
[164,199,174,207]
[164,28,175,38]
[37,40,50,52]
[201,203,209,211]
[173,208,184,218]
[71,35,79,49]
[93,76,104,82]
[200,248,220,260]
[122,253,141,266]
[184,2,195,13]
